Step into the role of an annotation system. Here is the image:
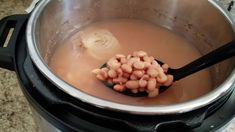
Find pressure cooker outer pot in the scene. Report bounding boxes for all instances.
[26,0,235,115]
[14,37,234,131]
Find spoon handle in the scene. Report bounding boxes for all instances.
[173,39,235,81]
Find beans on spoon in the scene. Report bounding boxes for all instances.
[92,51,174,97]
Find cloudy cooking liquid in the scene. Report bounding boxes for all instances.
[49,19,212,105]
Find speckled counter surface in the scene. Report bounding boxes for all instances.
[0,0,38,132]
[0,0,233,132]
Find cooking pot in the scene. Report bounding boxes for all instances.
[1,0,235,114]
[24,0,235,115]
[0,0,235,131]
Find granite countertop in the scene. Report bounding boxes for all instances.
[0,0,233,132]
[0,1,38,132]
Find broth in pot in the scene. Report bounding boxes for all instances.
[49,19,212,106]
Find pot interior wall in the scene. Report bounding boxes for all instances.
[36,0,235,89]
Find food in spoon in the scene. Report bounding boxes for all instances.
[92,51,174,97]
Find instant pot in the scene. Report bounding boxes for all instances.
[1,0,235,131]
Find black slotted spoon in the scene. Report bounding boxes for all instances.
[102,39,235,97]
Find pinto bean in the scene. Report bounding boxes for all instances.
[121,64,133,73]
[147,68,158,78]
[113,84,125,92]
[120,57,127,64]
[133,61,145,70]
[123,72,131,78]
[144,62,151,68]
[143,56,151,63]
[91,69,101,74]
[148,65,159,70]
[141,75,150,81]
[112,78,121,84]
[107,58,117,67]
[96,74,106,81]
[127,57,140,66]
[101,67,109,72]
[116,68,123,76]
[136,51,147,57]
[157,72,168,83]
[156,66,164,73]
[115,54,126,59]
[127,58,135,66]
[113,77,127,84]
[110,62,121,70]
[100,70,108,79]
[164,75,174,86]
[126,80,139,89]
[108,69,117,78]
[162,64,169,73]
[152,60,160,66]
[148,89,159,98]
[119,77,128,83]
[133,70,144,78]
[127,54,132,59]
[130,74,138,80]
[147,78,157,91]
[101,67,109,76]
[139,79,147,88]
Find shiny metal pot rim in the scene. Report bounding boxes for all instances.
[26,0,235,115]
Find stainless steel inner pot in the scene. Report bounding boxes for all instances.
[27,0,235,115]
